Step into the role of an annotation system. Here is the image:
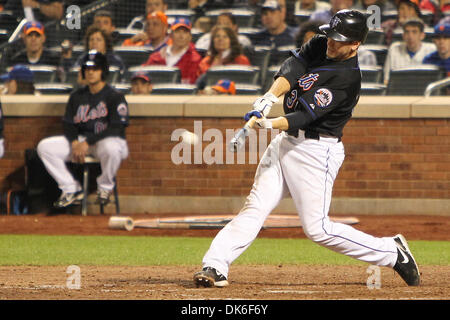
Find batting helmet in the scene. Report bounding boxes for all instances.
[319,10,369,43]
[80,50,109,80]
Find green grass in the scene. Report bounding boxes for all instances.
[0,235,448,266]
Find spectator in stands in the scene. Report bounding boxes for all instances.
[353,0,396,12]
[197,25,251,77]
[423,22,450,76]
[127,0,168,30]
[294,0,331,12]
[68,26,126,85]
[309,0,355,24]
[122,11,170,52]
[195,12,253,55]
[295,20,322,47]
[0,64,36,95]
[202,79,237,95]
[130,71,153,94]
[384,18,437,83]
[252,0,297,66]
[189,0,235,26]
[381,0,422,46]
[9,21,59,67]
[3,0,64,47]
[93,10,121,46]
[420,0,450,25]
[143,18,202,84]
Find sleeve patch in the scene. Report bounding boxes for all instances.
[313,88,333,108]
[117,103,128,117]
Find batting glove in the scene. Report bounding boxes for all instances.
[255,118,273,129]
[252,92,279,117]
[244,110,263,121]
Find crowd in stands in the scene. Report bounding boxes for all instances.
[0,0,448,95]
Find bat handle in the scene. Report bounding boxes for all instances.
[229,116,259,152]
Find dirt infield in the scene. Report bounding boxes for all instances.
[0,213,449,300]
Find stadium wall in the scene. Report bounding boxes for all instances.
[1,95,449,215]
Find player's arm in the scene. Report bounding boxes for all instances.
[247,36,327,123]
[62,94,79,145]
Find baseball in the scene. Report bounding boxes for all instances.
[181,130,199,145]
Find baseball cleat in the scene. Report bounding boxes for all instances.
[95,189,111,205]
[393,234,420,286]
[193,267,229,288]
[54,191,84,208]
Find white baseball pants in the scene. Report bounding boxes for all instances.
[203,131,398,278]
[37,135,128,194]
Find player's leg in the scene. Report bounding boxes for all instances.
[91,137,128,204]
[195,133,289,287]
[280,134,399,267]
[36,135,83,207]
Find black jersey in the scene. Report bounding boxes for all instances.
[275,35,361,139]
[63,84,129,145]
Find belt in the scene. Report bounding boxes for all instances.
[288,130,341,142]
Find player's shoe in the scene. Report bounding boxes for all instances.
[54,191,84,208]
[393,234,420,286]
[95,189,111,205]
[193,267,229,288]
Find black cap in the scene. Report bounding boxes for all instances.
[319,9,369,43]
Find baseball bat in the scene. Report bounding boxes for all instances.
[229,116,258,152]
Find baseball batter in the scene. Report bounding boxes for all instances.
[37,50,129,208]
[194,10,420,288]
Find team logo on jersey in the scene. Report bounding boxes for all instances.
[298,73,319,91]
[117,103,128,116]
[73,102,108,123]
[313,88,333,108]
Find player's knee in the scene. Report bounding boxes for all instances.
[302,223,330,244]
[36,139,50,157]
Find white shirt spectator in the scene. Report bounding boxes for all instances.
[384,41,436,83]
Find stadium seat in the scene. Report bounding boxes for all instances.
[386,65,444,95]
[114,46,153,68]
[0,11,20,32]
[360,83,387,96]
[66,66,121,86]
[27,65,58,83]
[270,45,296,67]
[264,65,280,92]
[151,83,197,95]
[249,46,271,86]
[112,83,131,95]
[238,27,263,39]
[360,66,383,83]
[235,84,262,95]
[421,9,435,26]
[0,29,9,44]
[205,65,260,86]
[35,83,73,94]
[127,65,181,84]
[114,28,140,44]
[165,9,195,22]
[381,10,398,23]
[365,29,385,45]
[360,44,388,66]
[191,28,204,44]
[294,9,313,24]
[205,9,255,28]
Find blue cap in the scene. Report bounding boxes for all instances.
[434,23,450,37]
[0,65,34,83]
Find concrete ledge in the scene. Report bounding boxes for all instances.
[2,95,449,118]
[411,97,450,118]
[93,195,450,216]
